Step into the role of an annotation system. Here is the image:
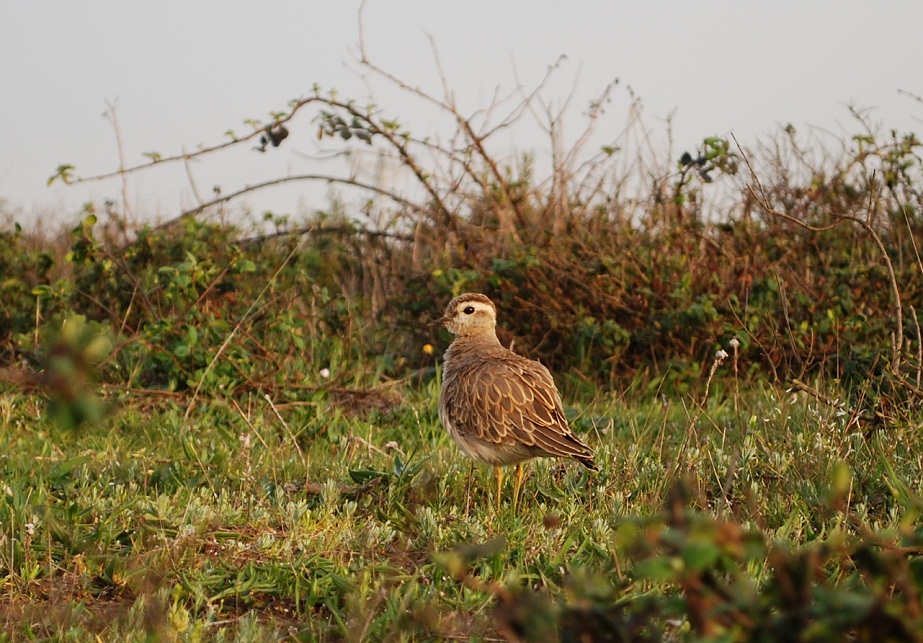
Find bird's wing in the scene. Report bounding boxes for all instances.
[442,354,593,460]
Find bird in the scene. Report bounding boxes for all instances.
[431,292,598,511]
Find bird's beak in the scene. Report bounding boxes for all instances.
[428,316,448,328]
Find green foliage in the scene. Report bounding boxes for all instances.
[0,212,403,401]
[0,221,55,360]
[36,314,113,429]
[6,120,923,404]
[607,477,923,640]
[46,163,75,186]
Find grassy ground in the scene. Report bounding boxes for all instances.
[2,363,921,641]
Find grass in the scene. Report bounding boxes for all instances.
[2,364,921,640]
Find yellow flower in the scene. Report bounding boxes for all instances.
[422,343,434,355]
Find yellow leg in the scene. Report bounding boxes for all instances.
[464,461,474,519]
[494,466,503,513]
[512,463,525,513]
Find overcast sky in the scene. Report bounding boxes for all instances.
[2,1,921,227]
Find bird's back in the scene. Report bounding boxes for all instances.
[440,336,597,469]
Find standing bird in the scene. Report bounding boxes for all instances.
[431,293,598,511]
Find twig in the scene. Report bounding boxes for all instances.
[678,349,728,466]
[104,100,132,221]
[790,379,847,411]
[911,306,922,387]
[181,241,301,428]
[154,173,427,231]
[859,174,903,371]
[736,137,905,374]
[898,88,923,105]
[238,223,413,247]
[893,371,923,400]
[67,96,325,184]
[181,146,206,208]
[359,6,565,239]
[264,393,310,490]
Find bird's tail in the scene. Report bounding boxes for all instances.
[576,454,600,472]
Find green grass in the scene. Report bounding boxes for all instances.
[2,369,921,641]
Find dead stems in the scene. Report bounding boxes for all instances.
[736,135,909,377]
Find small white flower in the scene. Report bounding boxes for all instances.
[729,338,740,349]
[384,440,406,456]
[715,349,728,360]
[319,368,331,379]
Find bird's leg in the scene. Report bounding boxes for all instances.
[494,465,503,513]
[464,460,474,519]
[512,463,524,513]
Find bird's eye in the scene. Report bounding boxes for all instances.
[463,306,475,315]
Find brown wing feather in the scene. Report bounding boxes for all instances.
[442,352,595,465]
[514,363,597,463]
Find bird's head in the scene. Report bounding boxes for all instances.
[430,293,498,338]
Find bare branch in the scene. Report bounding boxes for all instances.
[181,146,207,208]
[155,173,429,231]
[103,100,132,220]
[736,137,906,375]
[239,223,412,247]
[70,96,326,184]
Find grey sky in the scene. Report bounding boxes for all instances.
[2,1,921,226]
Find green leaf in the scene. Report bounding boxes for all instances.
[349,469,389,484]
[32,284,54,298]
[47,164,75,186]
[681,541,720,571]
[634,556,679,582]
[50,454,91,477]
